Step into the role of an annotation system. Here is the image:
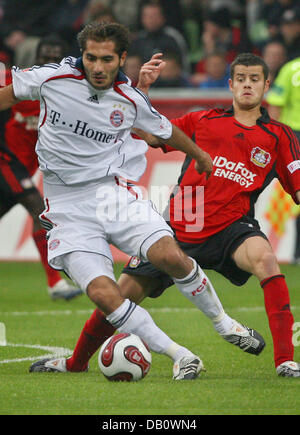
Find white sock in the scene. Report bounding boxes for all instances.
[213,313,234,335]
[173,258,234,334]
[106,299,184,357]
[165,342,194,362]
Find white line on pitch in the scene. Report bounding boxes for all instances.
[0,306,299,318]
[0,343,73,364]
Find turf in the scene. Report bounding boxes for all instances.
[0,261,300,415]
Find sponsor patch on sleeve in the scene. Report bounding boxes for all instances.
[287,160,300,174]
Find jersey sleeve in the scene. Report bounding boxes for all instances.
[11,64,59,101]
[266,63,291,107]
[276,125,300,203]
[132,88,172,140]
[158,111,202,153]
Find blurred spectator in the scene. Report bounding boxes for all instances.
[193,51,230,89]
[0,0,62,66]
[48,0,90,57]
[151,52,193,88]
[250,0,299,45]
[203,0,243,16]
[49,0,90,33]
[266,56,300,263]
[123,53,143,86]
[129,1,190,74]
[13,35,41,68]
[204,7,256,60]
[81,0,140,31]
[0,1,59,38]
[194,7,258,76]
[246,0,273,47]
[141,0,185,34]
[262,40,287,84]
[203,0,245,28]
[180,1,204,66]
[82,4,117,26]
[265,0,298,32]
[277,7,300,60]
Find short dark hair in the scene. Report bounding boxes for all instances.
[36,35,68,59]
[230,53,269,81]
[77,22,130,57]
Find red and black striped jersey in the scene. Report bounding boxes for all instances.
[1,70,39,176]
[163,106,300,243]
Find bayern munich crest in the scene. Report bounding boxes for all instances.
[250,147,271,168]
[110,110,124,127]
[49,239,60,251]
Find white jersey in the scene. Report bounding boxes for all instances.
[12,57,172,185]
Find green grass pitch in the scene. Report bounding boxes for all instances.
[0,261,300,415]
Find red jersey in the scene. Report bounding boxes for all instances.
[2,71,39,176]
[163,107,300,243]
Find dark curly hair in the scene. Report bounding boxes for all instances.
[77,22,130,57]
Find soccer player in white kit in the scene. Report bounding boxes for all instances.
[0,22,248,379]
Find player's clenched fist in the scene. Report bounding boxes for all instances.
[194,150,213,178]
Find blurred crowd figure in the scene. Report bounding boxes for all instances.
[0,0,299,88]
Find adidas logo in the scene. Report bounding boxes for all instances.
[87,94,99,104]
[234,133,245,140]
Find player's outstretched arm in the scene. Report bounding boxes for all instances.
[163,124,213,178]
[0,84,19,110]
[132,128,161,147]
[133,126,213,178]
[137,53,165,94]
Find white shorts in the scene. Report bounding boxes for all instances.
[41,177,173,272]
[62,251,115,292]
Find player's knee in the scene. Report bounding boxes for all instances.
[87,276,123,314]
[149,244,190,277]
[255,250,279,277]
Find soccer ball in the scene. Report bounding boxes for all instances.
[98,333,151,381]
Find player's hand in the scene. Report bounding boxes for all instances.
[137,53,166,94]
[194,150,213,179]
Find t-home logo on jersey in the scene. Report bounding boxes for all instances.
[49,109,117,143]
[213,156,257,188]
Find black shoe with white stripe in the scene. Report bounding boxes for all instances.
[29,357,89,373]
[173,355,205,380]
[29,358,68,373]
[221,320,265,355]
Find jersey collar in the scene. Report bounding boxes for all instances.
[75,56,84,72]
[225,105,270,124]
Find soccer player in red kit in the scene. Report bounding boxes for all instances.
[30,53,300,377]
[0,36,83,300]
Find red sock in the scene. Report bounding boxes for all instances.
[66,309,116,372]
[32,229,61,287]
[261,274,294,367]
